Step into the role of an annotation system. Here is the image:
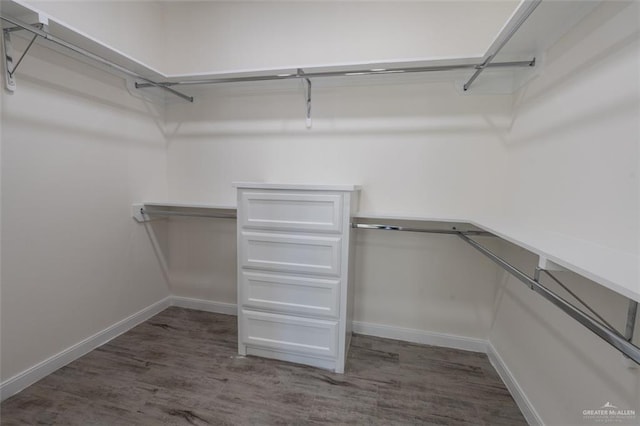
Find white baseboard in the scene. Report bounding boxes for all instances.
[170,296,237,316]
[352,321,488,353]
[486,342,543,426]
[0,296,171,402]
[166,300,486,357]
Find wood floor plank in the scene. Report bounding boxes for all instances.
[1,307,526,425]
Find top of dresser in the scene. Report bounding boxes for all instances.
[233,182,361,192]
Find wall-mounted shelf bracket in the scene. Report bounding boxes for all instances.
[132,204,148,222]
[2,21,44,92]
[297,68,312,128]
[537,255,566,272]
[626,301,638,341]
[535,266,621,336]
[624,300,638,366]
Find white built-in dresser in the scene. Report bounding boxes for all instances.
[234,183,360,373]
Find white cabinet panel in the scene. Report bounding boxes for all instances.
[240,192,343,233]
[241,271,340,317]
[240,232,341,276]
[241,310,338,358]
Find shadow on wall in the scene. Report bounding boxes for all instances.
[353,231,505,338]
[508,1,640,141]
[3,109,165,149]
[142,219,171,290]
[507,94,639,147]
[163,79,513,139]
[163,217,238,302]
[2,40,166,143]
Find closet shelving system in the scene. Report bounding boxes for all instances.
[3,0,638,364]
[3,1,584,107]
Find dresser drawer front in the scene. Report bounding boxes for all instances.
[241,271,340,317]
[240,232,341,276]
[240,191,343,233]
[241,310,338,358]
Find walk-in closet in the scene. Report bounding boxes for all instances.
[1,1,639,424]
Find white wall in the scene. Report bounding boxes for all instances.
[166,79,512,216]
[161,1,519,75]
[0,38,170,382]
[490,2,640,424]
[504,1,639,255]
[167,217,236,304]
[354,232,504,340]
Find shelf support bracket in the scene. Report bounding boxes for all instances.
[297,68,312,128]
[538,256,566,273]
[625,300,638,343]
[2,23,43,92]
[623,300,638,366]
[537,267,621,334]
[2,28,16,91]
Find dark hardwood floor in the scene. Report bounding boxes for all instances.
[1,307,526,425]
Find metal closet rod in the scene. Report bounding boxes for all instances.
[358,222,640,365]
[0,14,193,102]
[353,223,490,236]
[134,59,535,88]
[140,208,236,220]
